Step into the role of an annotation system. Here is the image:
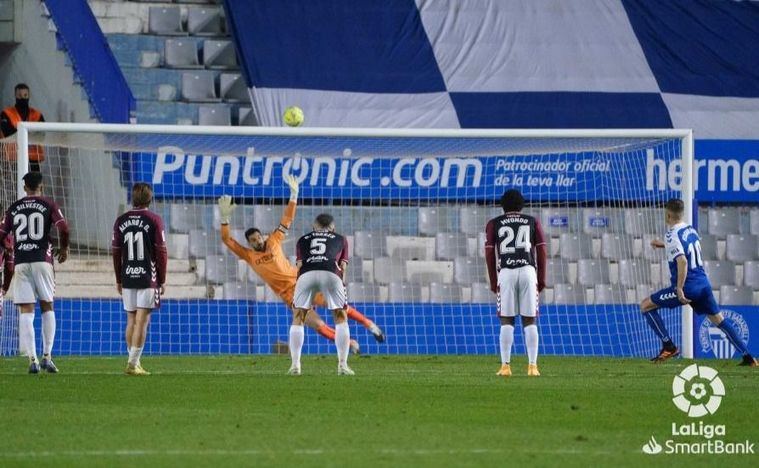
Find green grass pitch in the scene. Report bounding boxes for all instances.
[1,355,756,467]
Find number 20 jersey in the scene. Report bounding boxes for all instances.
[111,209,167,289]
[0,196,66,264]
[485,212,545,270]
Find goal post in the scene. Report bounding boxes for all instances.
[6,122,694,358]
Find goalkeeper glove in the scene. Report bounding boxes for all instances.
[218,195,235,224]
[284,174,299,202]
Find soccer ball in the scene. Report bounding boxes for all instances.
[283,106,304,127]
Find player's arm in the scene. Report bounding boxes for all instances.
[484,220,498,293]
[338,236,350,283]
[111,220,123,294]
[295,239,303,272]
[534,220,547,292]
[217,195,249,259]
[650,239,665,249]
[155,217,168,295]
[271,175,299,240]
[51,203,69,263]
[675,255,689,304]
[0,210,11,245]
[1,236,13,294]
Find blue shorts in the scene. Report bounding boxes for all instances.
[650,283,719,316]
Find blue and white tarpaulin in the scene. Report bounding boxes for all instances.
[225,0,759,138]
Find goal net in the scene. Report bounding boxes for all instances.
[0,125,693,358]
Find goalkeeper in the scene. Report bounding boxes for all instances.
[218,176,385,351]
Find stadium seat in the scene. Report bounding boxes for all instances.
[435,233,469,260]
[418,207,457,235]
[582,208,622,236]
[252,205,282,232]
[577,259,610,286]
[699,234,719,260]
[165,39,201,68]
[459,207,495,235]
[354,231,386,259]
[373,257,406,284]
[387,236,434,260]
[238,107,257,126]
[750,209,759,236]
[743,261,759,288]
[552,284,586,304]
[169,204,206,233]
[237,260,264,284]
[656,259,671,286]
[540,208,580,236]
[387,282,423,302]
[429,283,463,303]
[708,208,740,238]
[703,260,736,288]
[203,40,237,69]
[545,259,570,286]
[601,233,634,261]
[470,283,493,303]
[725,234,757,262]
[344,258,364,283]
[453,257,484,285]
[623,208,660,237]
[559,233,592,261]
[181,71,220,102]
[189,228,222,257]
[406,260,452,284]
[205,255,238,284]
[719,286,754,305]
[347,283,381,302]
[149,6,184,35]
[187,7,224,35]
[223,282,255,300]
[594,284,625,304]
[198,105,231,126]
[219,73,249,102]
[262,286,280,303]
[641,234,666,261]
[635,284,652,302]
[618,259,651,287]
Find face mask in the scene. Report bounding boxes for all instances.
[16,98,29,109]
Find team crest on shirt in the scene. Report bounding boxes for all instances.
[699,310,749,359]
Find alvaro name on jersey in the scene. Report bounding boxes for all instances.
[112,209,167,289]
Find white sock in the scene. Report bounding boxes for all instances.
[499,325,514,365]
[289,325,304,369]
[42,311,56,357]
[525,324,539,365]
[19,313,37,362]
[335,322,350,366]
[128,346,144,366]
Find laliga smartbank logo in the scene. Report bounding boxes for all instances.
[642,364,755,455]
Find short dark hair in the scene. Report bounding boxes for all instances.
[22,171,43,191]
[132,182,153,208]
[500,189,525,212]
[15,83,29,92]
[665,198,685,216]
[245,228,261,240]
[315,213,334,229]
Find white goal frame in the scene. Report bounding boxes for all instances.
[15,122,695,358]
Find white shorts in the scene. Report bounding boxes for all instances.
[497,266,538,318]
[122,288,159,312]
[293,270,346,310]
[13,262,55,304]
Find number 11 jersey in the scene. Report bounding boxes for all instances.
[111,208,167,289]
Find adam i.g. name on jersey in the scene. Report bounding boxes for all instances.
[119,218,152,233]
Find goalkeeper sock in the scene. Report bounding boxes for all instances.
[289,325,304,368]
[335,322,350,366]
[499,325,514,365]
[346,306,372,329]
[20,313,37,362]
[42,311,56,357]
[524,324,539,365]
[643,311,672,344]
[316,324,336,341]
[718,319,750,356]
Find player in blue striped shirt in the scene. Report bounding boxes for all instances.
[640,199,756,365]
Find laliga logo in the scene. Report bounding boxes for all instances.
[672,364,724,418]
[700,310,749,359]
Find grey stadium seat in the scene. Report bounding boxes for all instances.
[594,284,625,304]
[203,40,237,69]
[220,73,249,102]
[169,204,206,233]
[553,284,586,304]
[238,107,257,126]
[187,7,224,35]
[743,261,759,288]
[601,233,634,261]
[198,105,231,126]
[624,208,660,237]
[703,260,736,288]
[389,237,430,260]
[435,233,469,260]
[262,286,280,303]
[165,39,201,68]
[582,208,622,236]
[149,7,183,35]
[545,259,570,286]
[373,257,406,284]
[618,259,651,287]
[470,283,493,303]
[223,282,255,300]
[719,286,754,306]
[189,228,222,257]
[347,283,381,302]
[725,234,757,263]
[641,234,666,261]
[750,209,759,235]
[418,207,457,235]
[636,284,653,302]
[252,205,281,232]
[559,233,592,261]
[698,234,719,260]
[344,258,364,283]
[577,259,610,286]
[181,71,220,102]
[429,283,463,303]
[387,282,422,302]
[541,208,580,236]
[453,257,484,285]
[459,207,494,235]
[708,208,740,238]
[354,231,386,259]
[205,255,238,284]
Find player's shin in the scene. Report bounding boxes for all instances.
[524,324,539,365]
[643,310,673,344]
[717,319,750,356]
[289,325,304,369]
[41,311,56,357]
[499,325,514,365]
[335,322,350,366]
[19,313,37,363]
